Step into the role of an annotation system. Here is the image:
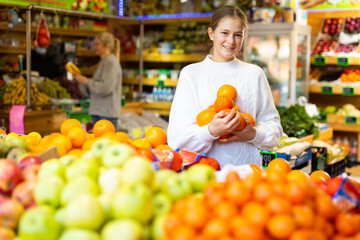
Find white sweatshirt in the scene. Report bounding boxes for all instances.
[167,55,283,168]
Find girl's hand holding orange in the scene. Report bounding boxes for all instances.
[223,117,257,143]
[208,108,240,138]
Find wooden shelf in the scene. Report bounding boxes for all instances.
[144,53,205,62]
[142,101,171,116]
[121,54,140,62]
[79,67,95,76]
[0,46,26,54]
[0,23,102,37]
[76,50,97,57]
[120,53,205,62]
[309,84,360,95]
[123,77,178,87]
[143,17,211,25]
[299,127,333,143]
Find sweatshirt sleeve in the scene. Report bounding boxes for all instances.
[248,69,283,150]
[78,82,90,98]
[167,68,218,153]
[86,58,120,97]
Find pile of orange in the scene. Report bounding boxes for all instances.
[131,126,172,150]
[196,84,256,139]
[28,119,134,158]
[163,158,360,240]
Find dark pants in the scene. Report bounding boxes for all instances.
[91,115,118,130]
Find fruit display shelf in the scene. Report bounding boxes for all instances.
[0,108,66,136]
[309,84,360,95]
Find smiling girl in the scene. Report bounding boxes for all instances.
[167,6,283,168]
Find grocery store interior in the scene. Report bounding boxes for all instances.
[1,0,360,239]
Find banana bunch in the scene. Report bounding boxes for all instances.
[3,78,50,106]
[65,62,81,75]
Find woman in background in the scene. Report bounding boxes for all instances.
[74,32,122,129]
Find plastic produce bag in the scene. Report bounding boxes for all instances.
[34,12,51,48]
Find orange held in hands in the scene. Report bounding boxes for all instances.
[196,109,217,127]
[217,84,238,102]
[214,96,234,113]
[93,119,116,138]
[242,113,256,127]
[145,126,167,148]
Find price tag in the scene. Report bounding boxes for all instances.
[132,127,142,139]
[60,103,74,113]
[337,57,349,66]
[80,99,90,110]
[321,86,333,95]
[9,105,25,134]
[318,113,327,122]
[342,87,355,96]
[313,56,326,65]
[157,79,165,87]
[260,151,277,166]
[345,116,358,125]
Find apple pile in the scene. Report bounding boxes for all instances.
[14,138,216,240]
[344,17,360,34]
[0,153,43,239]
[312,38,337,55]
[322,18,343,36]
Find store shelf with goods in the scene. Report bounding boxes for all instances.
[243,23,311,108]
[311,56,360,66]
[326,122,360,160]
[123,77,178,87]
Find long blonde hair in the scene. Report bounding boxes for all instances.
[96,32,121,61]
[208,6,248,55]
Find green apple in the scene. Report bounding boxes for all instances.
[101,219,143,240]
[151,214,166,240]
[98,193,113,221]
[6,147,26,163]
[59,155,78,167]
[34,175,64,208]
[143,224,151,240]
[121,156,155,187]
[98,168,122,194]
[59,229,100,240]
[82,150,95,160]
[54,208,65,231]
[64,194,105,230]
[60,176,99,206]
[152,169,177,192]
[186,164,215,192]
[65,158,99,181]
[91,138,114,158]
[162,174,192,201]
[37,158,65,180]
[112,183,153,224]
[18,206,60,240]
[5,136,29,151]
[152,192,172,216]
[102,143,136,168]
